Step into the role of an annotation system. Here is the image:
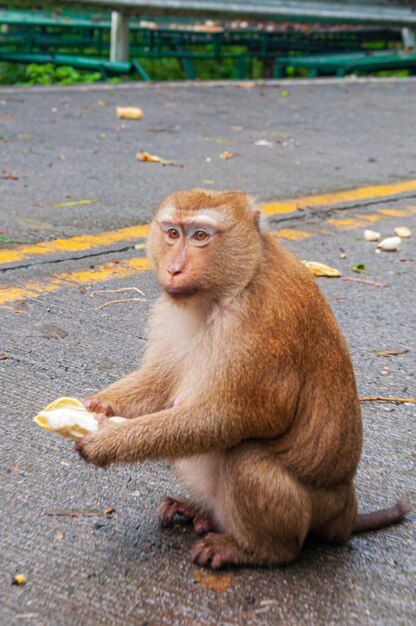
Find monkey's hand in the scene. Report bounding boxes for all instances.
[75,423,122,467]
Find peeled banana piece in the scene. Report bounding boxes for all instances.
[33,397,126,440]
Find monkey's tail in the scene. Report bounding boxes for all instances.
[352,499,411,534]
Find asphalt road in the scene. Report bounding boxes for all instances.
[0,78,415,626]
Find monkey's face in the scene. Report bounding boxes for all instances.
[148,189,264,300]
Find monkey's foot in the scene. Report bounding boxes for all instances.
[157,497,215,535]
[84,397,115,417]
[191,533,246,569]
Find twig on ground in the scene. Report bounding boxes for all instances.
[342,277,388,288]
[375,348,409,358]
[45,507,115,517]
[91,287,145,297]
[98,297,146,309]
[359,396,415,404]
[90,287,147,308]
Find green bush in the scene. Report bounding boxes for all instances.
[0,62,102,85]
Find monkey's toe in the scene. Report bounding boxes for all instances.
[191,533,240,569]
[193,514,215,536]
[157,496,198,528]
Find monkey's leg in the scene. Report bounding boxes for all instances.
[157,497,215,535]
[310,486,357,543]
[192,443,312,569]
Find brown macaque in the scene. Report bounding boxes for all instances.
[76,189,410,569]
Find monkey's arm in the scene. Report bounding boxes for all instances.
[91,364,175,419]
[76,402,274,467]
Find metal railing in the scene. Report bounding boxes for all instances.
[5,1,416,65]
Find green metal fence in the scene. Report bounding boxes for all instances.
[1,2,415,80]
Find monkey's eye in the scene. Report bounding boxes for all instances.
[167,228,180,241]
[192,230,209,243]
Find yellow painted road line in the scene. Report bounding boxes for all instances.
[0,224,150,265]
[0,258,150,306]
[271,229,312,240]
[262,179,416,215]
[326,205,416,229]
[1,200,415,306]
[1,180,416,268]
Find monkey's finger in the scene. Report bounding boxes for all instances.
[84,398,99,411]
[84,398,114,416]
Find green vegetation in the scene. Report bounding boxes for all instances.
[0,62,103,85]
[0,55,265,84]
[0,56,410,86]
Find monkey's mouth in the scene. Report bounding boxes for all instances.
[165,285,199,298]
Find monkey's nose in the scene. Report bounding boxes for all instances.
[168,267,183,277]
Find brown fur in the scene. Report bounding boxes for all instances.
[76,189,409,569]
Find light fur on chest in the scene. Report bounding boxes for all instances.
[152,297,234,527]
[174,453,225,525]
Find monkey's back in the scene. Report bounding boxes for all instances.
[254,237,362,488]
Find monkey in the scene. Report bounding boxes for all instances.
[76,188,410,569]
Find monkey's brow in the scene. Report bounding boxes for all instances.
[159,216,220,230]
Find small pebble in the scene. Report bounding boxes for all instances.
[364,229,380,241]
[378,236,401,251]
[394,226,412,238]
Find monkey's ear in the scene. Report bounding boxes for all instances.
[247,195,268,232]
[251,209,261,230]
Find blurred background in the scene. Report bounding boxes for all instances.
[1,0,415,85]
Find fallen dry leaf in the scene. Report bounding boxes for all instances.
[116,106,143,120]
[136,152,177,166]
[12,573,27,586]
[39,324,68,340]
[55,199,94,208]
[360,396,415,404]
[302,261,342,277]
[3,171,19,180]
[374,348,409,358]
[0,353,9,360]
[193,570,235,593]
[236,81,256,89]
[220,151,236,160]
[104,507,116,516]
